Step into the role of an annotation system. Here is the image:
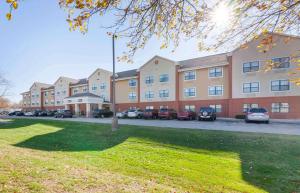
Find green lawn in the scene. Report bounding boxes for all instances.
[0,119,299,193]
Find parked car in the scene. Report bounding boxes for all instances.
[0,111,9,116]
[32,110,42,117]
[15,111,24,116]
[24,111,34,116]
[245,108,269,124]
[54,110,73,118]
[177,110,196,120]
[92,109,113,118]
[8,111,18,116]
[47,110,57,116]
[158,108,177,119]
[198,107,216,121]
[127,109,144,119]
[38,111,48,116]
[143,109,159,119]
[116,110,128,118]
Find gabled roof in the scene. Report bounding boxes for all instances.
[88,68,112,79]
[179,52,229,70]
[231,32,300,53]
[30,82,52,90]
[53,76,77,85]
[65,92,100,99]
[42,85,55,90]
[70,78,88,86]
[138,55,178,71]
[116,69,138,79]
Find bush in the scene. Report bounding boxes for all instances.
[235,114,246,119]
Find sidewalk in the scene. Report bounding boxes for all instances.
[218,117,300,125]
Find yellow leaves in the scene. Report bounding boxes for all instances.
[160,43,167,49]
[6,13,12,21]
[12,1,18,9]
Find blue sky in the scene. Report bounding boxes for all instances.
[0,1,220,102]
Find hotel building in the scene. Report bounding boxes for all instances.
[21,33,300,119]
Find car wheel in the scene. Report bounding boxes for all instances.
[265,120,269,124]
[245,119,249,123]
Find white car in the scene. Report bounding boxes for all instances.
[245,108,270,124]
[24,111,34,116]
[127,109,143,119]
[116,111,128,118]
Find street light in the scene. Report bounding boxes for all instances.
[111,34,118,131]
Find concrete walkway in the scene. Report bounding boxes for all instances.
[4,116,300,136]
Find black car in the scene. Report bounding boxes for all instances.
[15,111,24,116]
[33,110,42,116]
[54,110,73,118]
[92,109,113,118]
[198,107,216,121]
[47,110,57,116]
[38,111,48,116]
[8,111,18,116]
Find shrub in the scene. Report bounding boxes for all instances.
[235,114,246,119]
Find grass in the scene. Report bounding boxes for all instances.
[0,119,299,193]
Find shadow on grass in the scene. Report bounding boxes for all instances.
[1,118,300,193]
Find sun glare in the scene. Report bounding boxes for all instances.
[211,2,232,27]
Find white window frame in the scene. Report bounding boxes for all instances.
[128,79,137,87]
[243,61,260,73]
[159,90,169,98]
[271,57,290,69]
[159,74,169,83]
[209,104,222,113]
[145,76,154,84]
[208,67,223,78]
[243,82,260,93]
[272,103,289,113]
[145,91,154,99]
[128,92,137,100]
[243,103,259,113]
[184,105,196,112]
[271,79,290,92]
[100,83,106,90]
[208,85,224,96]
[184,71,196,81]
[184,87,196,97]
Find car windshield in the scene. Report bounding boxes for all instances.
[200,107,213,112]
[145,109,153,112]
[128,110,136,112]
[159,109,168,112]
[249,108,267,113]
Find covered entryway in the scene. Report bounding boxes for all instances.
[63,93,111,117]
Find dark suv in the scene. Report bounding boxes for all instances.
[158,108,177,119]
[92,109,113,118]
[143,109,159,119]
[198,107,216,121]
[54,110,73,118]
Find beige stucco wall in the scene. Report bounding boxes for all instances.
[42,89,55,106]
[30,83,42,108]
[232,34,300,98]
[70,85,88,95]
[22,92,31,108]
[115,78,138,103]
[140,56,177,102]
[54,77,76,106]
[179,65,230,101]
[88,68,112,101]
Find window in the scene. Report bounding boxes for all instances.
[77,99,83,102]
[51,100,54,105]
[243,82,259,93]
[159,74,169,82]
[184,88,196,97]
[209,86,223,96]
[243,104,259,112]
[184,71,196,80]
[73,89,78,94]
[146,106,154,110]
[272,103,289,113]
[184,105,195,112]
[83,87,88,93]
[57,101,60,105]
[209,104,222,113]
[160,106,168,109]
[145,76,154,84]
[209,67,223,77]
[128,92,137,100]
[92,84,97,91]
[128,79,137,87]
[56,91,60,95]
[145,91,154,99]
[45,100,48,105]
[44,92,48,96]
[62,90,66,95]
[51,91,55,96]
[68,100,72,103]
[272,57,290,69]
[159,90,169,98]
[243,61,259,73]
[271,80,290,91]
[100,83,106,90]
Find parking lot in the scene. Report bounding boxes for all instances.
[4,116,300,135]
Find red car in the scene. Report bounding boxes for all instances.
[177,110,196,120]
[143,109,159,119]
[158,108,177,119]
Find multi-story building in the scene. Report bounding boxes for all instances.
[21,33,300,119]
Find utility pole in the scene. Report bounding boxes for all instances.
[111,34,118,131]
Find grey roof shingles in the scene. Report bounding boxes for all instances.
[70,78,88,86]
[116,69,138,79]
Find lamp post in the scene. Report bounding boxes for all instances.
[111,34,118,131]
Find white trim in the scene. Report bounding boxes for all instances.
[242,81,260,94]
[183,70,197,81]
[271,56,291,71]
[242,61,260,74]
[70,83,88,88]
[115,76,138,81]
[208,66,224,78]
[270,79,291,93]
[208,85,224,96]
[183,87,197,98]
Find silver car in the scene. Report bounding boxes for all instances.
[127,109,143,119]
[245,108,270,124]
